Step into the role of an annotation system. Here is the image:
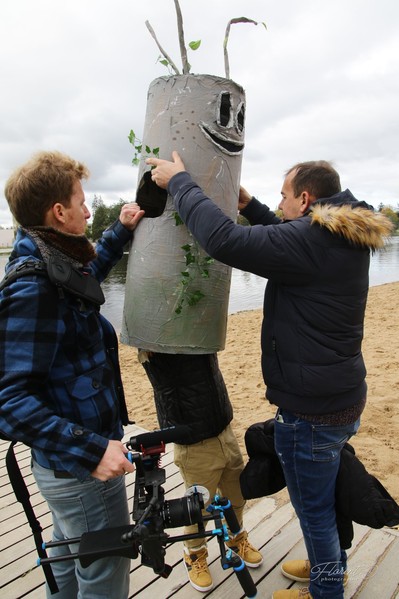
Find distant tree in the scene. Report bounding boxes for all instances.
[380,206,399,231]
[91,196,109,241]
[108,199,127,224]
[90,195,128,241]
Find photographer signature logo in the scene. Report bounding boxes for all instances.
[311,562,373,582]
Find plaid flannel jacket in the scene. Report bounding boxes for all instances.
[0,221,132,481]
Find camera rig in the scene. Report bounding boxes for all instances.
[38,427,257,598]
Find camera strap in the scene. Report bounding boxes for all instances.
[0,256,105,306]
[4,440,59,594]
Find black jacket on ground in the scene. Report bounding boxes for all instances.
[168,173,393,415]
[240,420,399,549]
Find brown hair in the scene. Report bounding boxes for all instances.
[5,151,89,226]
[286,160,341,200]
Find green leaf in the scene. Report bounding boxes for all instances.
[160,59,169,67]
[185,254,195,266]
[189,40,201,51]
[153,147,160,156]
[174,212,184,226]
[187,290,205,306]
[145,145,151,154]
[181,271,190,278]
[181,244,192,252]
[132,157,140,166]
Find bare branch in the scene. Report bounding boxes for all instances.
[223,17,265,79]
[145,20,180,75]
[174,0,190,74]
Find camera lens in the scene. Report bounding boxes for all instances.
[161,494,203,528]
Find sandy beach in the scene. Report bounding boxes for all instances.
[119,281,399,504]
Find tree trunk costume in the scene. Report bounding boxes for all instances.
[121,74,250,550]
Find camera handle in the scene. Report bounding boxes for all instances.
[208,496,257,598]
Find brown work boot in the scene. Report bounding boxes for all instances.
[272,588,312,599]
[226,530,263,568]
[184,546,213,592]
[281,559,348,586]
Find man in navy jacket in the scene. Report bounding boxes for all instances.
[146,152,393,599]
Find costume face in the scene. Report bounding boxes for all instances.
[62,180,90,235]
[134,75,246,221]
[198,89,245,155]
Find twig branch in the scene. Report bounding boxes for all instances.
[223,17,265,79]
[174,0,190,74]
[145,20,180,75]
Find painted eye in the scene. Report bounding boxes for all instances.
[236,102,245,134]
[218,92,232,128]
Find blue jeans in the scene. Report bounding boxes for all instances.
[274,409,360,599]
[32,461,131,599]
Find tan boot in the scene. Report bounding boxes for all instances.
[272,588,312,599]
[183,546,213,592]
[226,530,263,568]
[281,559,348,586]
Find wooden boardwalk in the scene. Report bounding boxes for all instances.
[1,425,399,598]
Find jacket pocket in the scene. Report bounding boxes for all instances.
[65,365,116,432]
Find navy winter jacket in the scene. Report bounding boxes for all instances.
[168,172,393,414]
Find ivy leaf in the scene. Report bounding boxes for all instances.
[128,130,136,144]
[174,212,184,226]
[185,253,195,266]
[187,290,205,306]
[181,244,192,252]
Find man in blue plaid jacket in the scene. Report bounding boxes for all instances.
[0,151,144,598]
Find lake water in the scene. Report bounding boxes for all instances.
[1,236,398,332]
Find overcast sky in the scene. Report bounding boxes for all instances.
[0,0,398,226]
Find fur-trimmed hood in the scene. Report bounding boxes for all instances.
[310,190,394,250]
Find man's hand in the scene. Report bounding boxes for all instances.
[146,151,186,189]
[119,202,145,230]
[238,186,253,212]
[91,440,135,481]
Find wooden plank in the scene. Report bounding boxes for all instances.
[356,534,399,598]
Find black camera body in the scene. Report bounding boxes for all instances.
[120,435,205,575]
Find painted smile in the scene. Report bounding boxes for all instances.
[199,122,244,155]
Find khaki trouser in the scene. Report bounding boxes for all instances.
[174,424,246,551]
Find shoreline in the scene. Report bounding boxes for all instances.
[120,280,399,503]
